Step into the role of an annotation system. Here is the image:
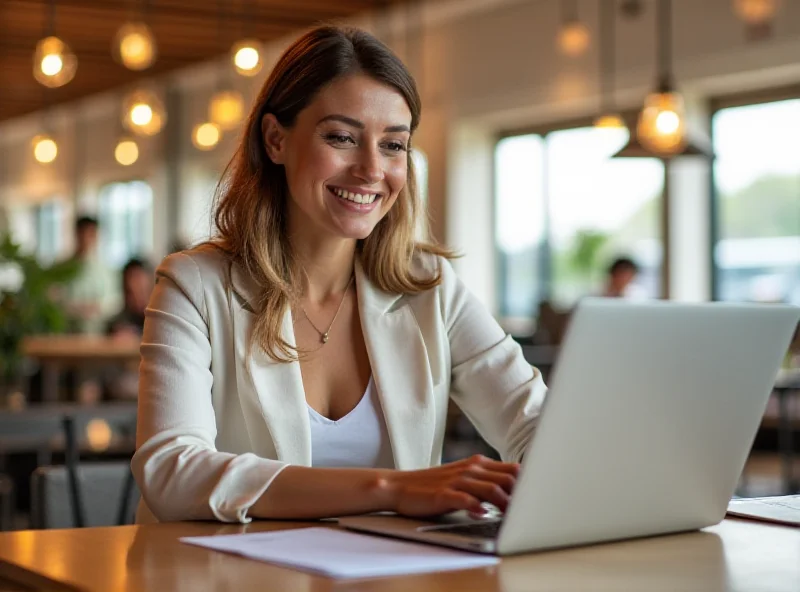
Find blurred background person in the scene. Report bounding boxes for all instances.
[602,257,640,299]
[106,258,153,339]
[62,216,120,335]
[105,258,153,400]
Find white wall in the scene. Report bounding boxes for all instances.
[1,0,799,307]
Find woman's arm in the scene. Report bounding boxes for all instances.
[132,252,289,523]
[438,258,547,462]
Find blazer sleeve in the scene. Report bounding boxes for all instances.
[440,258,547,462]
[131,252,288,523]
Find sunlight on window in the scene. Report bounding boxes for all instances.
[98,181,154,268]
[547,127,663,306]
[495,135,546,317]
[713,99,800,305]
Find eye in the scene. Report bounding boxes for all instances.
[382,141,408,153]
[325,133,355,146]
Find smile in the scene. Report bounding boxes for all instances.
[327,185,382,205]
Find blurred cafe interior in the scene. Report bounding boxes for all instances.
[0,0,798,533]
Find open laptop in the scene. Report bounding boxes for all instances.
[340,298,800,555]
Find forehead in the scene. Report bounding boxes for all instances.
[302,74,412,129]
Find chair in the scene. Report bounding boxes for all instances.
[31,461,140,529]
[0,410,82,530]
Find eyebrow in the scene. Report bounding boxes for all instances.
[317,114,410,133]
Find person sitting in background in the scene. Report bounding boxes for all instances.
[105,258,153,400]
[132,25,547,525]
[63,216,119,334]
[107,258,153,338]
[602,257,639,298]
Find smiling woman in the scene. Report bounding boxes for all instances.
[132,25,547,524]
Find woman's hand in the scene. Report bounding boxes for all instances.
[380,455,519,518]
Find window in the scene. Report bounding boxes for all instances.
[411,148,429,240]
[35,201,65,264]
[97,180,154,268]
[712,98,800,305]
[495,125,663,320]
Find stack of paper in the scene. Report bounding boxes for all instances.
[181,527,499,579]
[727,495,800,527]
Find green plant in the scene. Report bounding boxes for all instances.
[569,229,609,277]
[0,234,79,385]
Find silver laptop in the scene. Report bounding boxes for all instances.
[340,298,800,555]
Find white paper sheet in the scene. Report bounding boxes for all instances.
[180,526,499,579]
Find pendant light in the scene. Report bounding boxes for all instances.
[557,0,590,57]
[231,0,263,77]
[33,0,77,88]
[122,88,166,136]
[113,0,158,71]
[733,0,781,40]
[594,0,624,129]
[209,0,244,131]
[612,0,712,159]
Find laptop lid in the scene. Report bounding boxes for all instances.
[498,299,799,555]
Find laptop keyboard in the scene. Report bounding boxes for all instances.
[424,520,503,539]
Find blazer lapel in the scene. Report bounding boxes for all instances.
[356,261,436,470]
[229,262,311,466]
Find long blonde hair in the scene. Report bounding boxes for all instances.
[211,25,453,362]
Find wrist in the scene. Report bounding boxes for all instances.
[369,469,401,513]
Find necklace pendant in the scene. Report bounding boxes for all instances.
[321,333,329,344]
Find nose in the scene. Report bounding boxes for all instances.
[351,145,384,185]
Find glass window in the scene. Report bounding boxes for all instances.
[495,135,546,318]
[35,201,64,264]
[712,99,800,305]
[411,148,429,240]
[546,127,663,307]
[97,180,154,268]
[494,127,663,322]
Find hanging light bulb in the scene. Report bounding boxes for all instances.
[33,36,77,88]
[636,90,687,156]
[209,90,245,131]
[231,39,263,76]
[32,134,58,164]
[733,0,780,24]
[113,22,158,71]
[114,137,139,166]
[192,122,221,151]
[122,90,166,136]
[558,20,590,56]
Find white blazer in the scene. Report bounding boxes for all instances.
[132,245,547,523]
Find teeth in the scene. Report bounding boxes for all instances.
[332,187,378,204]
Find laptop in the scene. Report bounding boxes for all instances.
[340,298,800,555]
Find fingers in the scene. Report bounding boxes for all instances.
[438,490,485,515]
[461,454,520,477]
[453,477,511,512]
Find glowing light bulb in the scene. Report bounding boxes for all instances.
[637,91,687,156]
[131,103,153,126]
[209,90,245,131]
[231,40,263,76]
[115,138,139,166]
[558,21,590,57]
[655,110,680,135]
[32,135,58,164]
[594,114,626,129]
[193,122,221,150]
[114,22,157,70]
[40,54,63,76]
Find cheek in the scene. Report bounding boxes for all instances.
[387,160,408,195]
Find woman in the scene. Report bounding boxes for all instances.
[132,25,547,524]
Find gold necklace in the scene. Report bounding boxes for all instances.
[300,275,354,345]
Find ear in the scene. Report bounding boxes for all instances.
[261,113,288,164]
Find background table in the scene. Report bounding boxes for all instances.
[0,518,797,591]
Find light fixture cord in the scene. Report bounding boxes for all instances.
[657,0,673,89]
[599,0,615,112]
[47,0,56,37]
[561,0,579,25]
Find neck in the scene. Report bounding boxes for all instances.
[291,234,357,305]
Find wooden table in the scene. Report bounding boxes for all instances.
[22,336,141,402]
[0,518,797,591]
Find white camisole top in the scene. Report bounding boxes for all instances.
[308,377,395,469]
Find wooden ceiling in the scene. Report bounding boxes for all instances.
[0,0,407,123]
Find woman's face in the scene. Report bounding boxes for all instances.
[263,73,412,242]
